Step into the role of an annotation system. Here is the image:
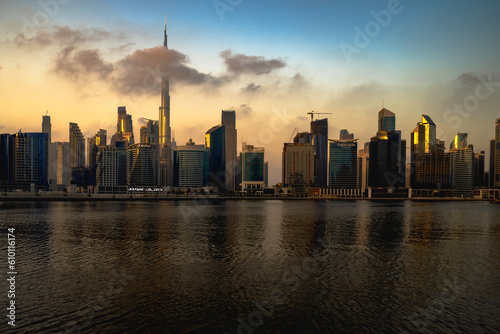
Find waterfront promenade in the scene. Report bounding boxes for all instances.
[0,191,493,202]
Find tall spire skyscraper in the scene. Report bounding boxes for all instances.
[159,15,172,186]
[164,14,168,48]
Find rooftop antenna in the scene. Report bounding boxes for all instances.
[163,13,168,49]
[45,110,48,116]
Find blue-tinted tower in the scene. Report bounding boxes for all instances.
[206,125,226,190]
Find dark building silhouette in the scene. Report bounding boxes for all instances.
[13,132,49,188]
[328,139,358,188]
[311,118,328,187]
[0,134,14,189]
[206,125,226,191]
[412,152,453,189]
[127,143,158,187]
[222,110,237,192]
[369,130,405,188]
[474,151,485,188]
[490,139,495,188]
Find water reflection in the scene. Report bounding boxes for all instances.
[0,200,498,333]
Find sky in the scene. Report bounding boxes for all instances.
[0,0,499,184]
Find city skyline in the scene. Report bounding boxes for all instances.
[1,1,499,184]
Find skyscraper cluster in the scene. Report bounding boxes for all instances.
[280,108,496,198]
[0,19,497,198]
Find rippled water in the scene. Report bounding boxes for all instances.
[1,200,499,333]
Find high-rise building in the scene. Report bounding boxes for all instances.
[140,120,159,145]
[173,139,208,188]
[42,114,57,185]
[495,118,500,188]
[87,130,107,186]
[378,108,396,132]
[474,151,485,188]
[490,139,495,188]
[222,110,237,193]
[96,141,127,192]
[411,115,436,155]
[450,133,468,150]
[13,132,48,187]
[369,130,405,188]
[240,142,265,194]
[116,106,134,145]
[369,108,406,189]
[450,133,473,197]
[293,132,313,144]
[453,146,474,197]
[0,134,14,189]
[56,142,70,186]
[159,17,173,187]
[412,152,453,189]
[127,143,158,187]
[328,139,358,188]
[206,125,226,191]
[311,119,328,187]
[357,142,370,192]
[282,143,315,191]
[264,162,269,187]
[410,115,439,188]
[69,122,85,168]
[340,129,354,140]
[42,115,51,143]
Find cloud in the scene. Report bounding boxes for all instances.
[113,46,229,95]
[111,42,136,54]
[221,49,286,75]
[26,25,291,96]
[437,72,500,110]
[237,104,254,117]
[137,118,148,126]
[242,83,262,93]
[12,25,120,48]
[54,47,113,80]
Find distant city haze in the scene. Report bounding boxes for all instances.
[1,1,499,184]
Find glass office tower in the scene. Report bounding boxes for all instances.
[13,132,49,187]
[206,125,226,191]
[328,139,358,188]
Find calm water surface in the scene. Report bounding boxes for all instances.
[1,200,499,333]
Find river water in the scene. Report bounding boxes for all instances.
[1,200,499,333]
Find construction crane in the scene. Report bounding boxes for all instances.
[307,110,332,122]
[288,127,299,143]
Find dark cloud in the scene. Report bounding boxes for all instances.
[456,73,482,86]
[454,72,500,93]
[113,46,228,95]
[237,104,254,117]
[441,72,500,107]
[111,42,136,54]
[12,25,120,48]
[288,73,309,92]
[54,46,113,80]
[35,26,289,96]
[137,118,148,126]
[243,83,262,93]
[221,49,286,75]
